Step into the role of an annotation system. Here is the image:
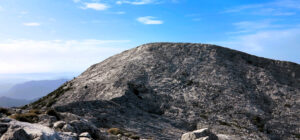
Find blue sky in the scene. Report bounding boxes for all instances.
[0,0,299,78]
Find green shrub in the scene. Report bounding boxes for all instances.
[10,113,39,123]
[107,128,123,135]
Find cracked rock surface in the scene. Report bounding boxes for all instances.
[27,43,300,139]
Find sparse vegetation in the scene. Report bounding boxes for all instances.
[107,128,141,139]
[107,128,123,135]
[28,109,41,114]
[29,83,71,109]
[0,107,11,115]
[10,112,39,123]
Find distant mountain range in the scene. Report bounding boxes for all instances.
[0,79,68,107]
[0,96,31,108]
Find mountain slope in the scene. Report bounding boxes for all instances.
[5,79,68,100]
[28,43,300,139]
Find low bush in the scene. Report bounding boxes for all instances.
[107,128,123,135]
[10,113,39,123]
[0,107,11,115]
[28,109,41,114]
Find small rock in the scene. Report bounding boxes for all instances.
[53,121,66,129]
[79,138,92,140]
[217,134,238,140]
[62,124,74,132]
[69,120,102,139]
[117,134,122,137]
[58,132,78,140]
[0,123,9,135]
[38,114,57,127]
[181,128,218,140]
[79,132,92,138]
[0,118,11,123]
[198,136,209,140]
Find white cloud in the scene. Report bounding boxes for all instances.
[0,39,132,74]
[82,3,109,11]
[116,0,154,5]
[137,16,163,24]
[23,22,40,26]
[73,0,80,3]
[216,28,300,63]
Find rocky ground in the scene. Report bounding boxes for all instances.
[1,43,300,139]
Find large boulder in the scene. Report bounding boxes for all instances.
[181,128,218,140]
[1,120,76,140]
[0,126,31,140]
[69,120,102,139]
[0,123,9,136]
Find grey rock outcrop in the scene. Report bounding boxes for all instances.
[181,128,218,140]
[62,124,74,132]
[0,120,76,140]
[53,121,66,129]
[27,43,300,139]
[0,126,31,140]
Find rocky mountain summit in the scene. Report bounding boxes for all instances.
[1,43,300,140]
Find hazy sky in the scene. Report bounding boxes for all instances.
[0,0,299,75]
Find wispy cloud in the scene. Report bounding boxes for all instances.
[73,0,80,3]
[0,39,131,73]
[229,20,282,34]
[223,0,299,16]
[82,3,109,11]
[216,28,300,63]
[23,22,40,26]
[116,0,154,5]
[0,6,4,11]
[137,16,163,24]
[114,11,126,14]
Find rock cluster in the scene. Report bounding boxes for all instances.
[14,43,300,139]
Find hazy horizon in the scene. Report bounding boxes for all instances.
[0,0,300,77]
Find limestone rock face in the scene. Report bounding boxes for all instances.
[28,43,300,139]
